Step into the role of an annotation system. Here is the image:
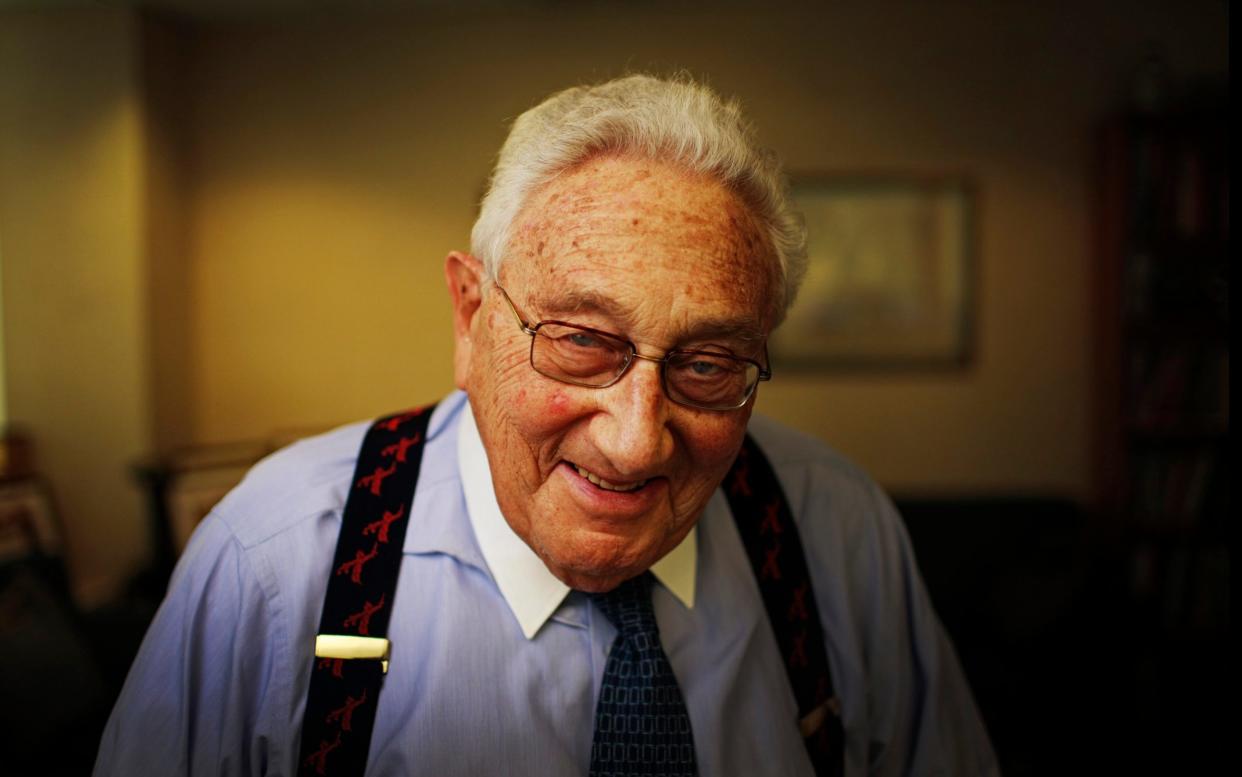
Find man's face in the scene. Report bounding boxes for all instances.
[447,154,777,592]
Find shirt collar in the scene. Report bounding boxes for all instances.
[457,398,697,640]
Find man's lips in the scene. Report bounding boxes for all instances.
[566,461,652,493]
[555,461,668,523]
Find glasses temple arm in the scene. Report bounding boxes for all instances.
[494,283,538,336]
[757,344,773,381]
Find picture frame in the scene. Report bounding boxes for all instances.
[772,175,976,369]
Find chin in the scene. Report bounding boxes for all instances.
[537,532,657,592]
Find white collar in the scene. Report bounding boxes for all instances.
[457,399,697,640]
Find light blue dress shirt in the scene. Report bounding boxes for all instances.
[95,391,998,776]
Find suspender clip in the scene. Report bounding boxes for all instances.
[315,634,391,674]
[799,696,842,738]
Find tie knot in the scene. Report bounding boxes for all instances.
[589,572,658,636]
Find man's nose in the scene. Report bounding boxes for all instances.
[590,357,673,476]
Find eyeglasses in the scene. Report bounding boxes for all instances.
[494,284,771,411]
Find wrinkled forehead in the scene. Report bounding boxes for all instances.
[502,155,780,335]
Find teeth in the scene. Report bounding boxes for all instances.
[574,464,648,492]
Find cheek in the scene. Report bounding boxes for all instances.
[511,384,590,439]
[546,388,574,416]
[683,414,749,469]
[528,387,580,433]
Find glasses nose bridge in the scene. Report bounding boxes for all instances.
[629,350,667,365]
[611,346,669,392]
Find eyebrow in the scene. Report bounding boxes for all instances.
[532,289,767,347]
[535,288,630,322]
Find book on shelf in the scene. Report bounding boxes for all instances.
[1127,447,1218,530]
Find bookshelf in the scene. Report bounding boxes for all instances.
[1091,92,1227,768]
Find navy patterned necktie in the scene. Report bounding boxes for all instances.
[587,572,698,777]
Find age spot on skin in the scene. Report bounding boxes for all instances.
[546,389,572,416]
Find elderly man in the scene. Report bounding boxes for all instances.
[96,75,997,776]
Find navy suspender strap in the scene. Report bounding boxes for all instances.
[297,412,842,776]
[297,405,435,777]
[723,434,845,777]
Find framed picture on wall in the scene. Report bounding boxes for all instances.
[772,175,975,369]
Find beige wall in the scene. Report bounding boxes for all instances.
[0,6,152,600]
[0,231,7,425]
[183,2,1227,493]
[0,1,1229,598]
[140,15,196,453]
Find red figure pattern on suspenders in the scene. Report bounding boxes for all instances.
[317,657,345,678]
[325,689,368,732]
[362,505,404,544]
[761,542,782,581]
[357,463,397,496]
[336,543,379,584]
[381,434,422,463]
[302,730,342,776]
[376,407,424,432]
[342,595,385,636]
[759,498,783,535]
[788,581,810,622]
[789,629,809,669]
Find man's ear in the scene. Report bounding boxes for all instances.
[445,251,486,391]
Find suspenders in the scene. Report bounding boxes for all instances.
[298,408,843,776]
[722,439,845,777]
[298,406,435,776]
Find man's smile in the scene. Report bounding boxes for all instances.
[550,460,671,523]
[569,461,651,492]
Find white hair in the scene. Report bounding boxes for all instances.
[470,73,807,323]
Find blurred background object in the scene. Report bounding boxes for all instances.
[1,426,108,774]
[0,1,1228,774]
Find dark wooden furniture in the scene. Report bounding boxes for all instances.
[1090,93,1228,773]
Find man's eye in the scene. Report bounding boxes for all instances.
[567,332,605,349]
[673,355,740,379]
[689,360,724,376]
